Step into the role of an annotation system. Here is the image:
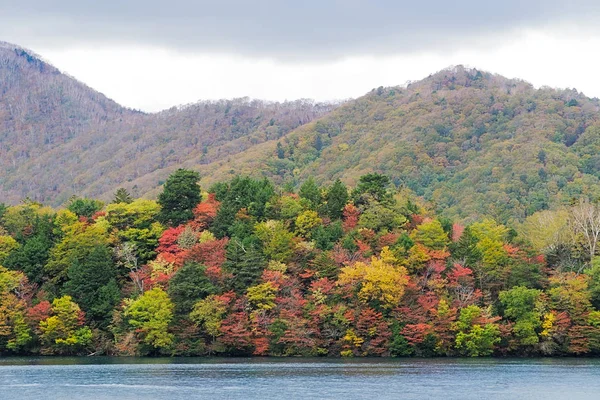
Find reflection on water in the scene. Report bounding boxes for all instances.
[0,358,598,399]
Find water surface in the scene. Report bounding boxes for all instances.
[0,357,598,399]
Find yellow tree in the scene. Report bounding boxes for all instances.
[338,247,409,309]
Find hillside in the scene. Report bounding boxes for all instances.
[3,42,600,223]
[198,66,600,222]
[0,43,334,205]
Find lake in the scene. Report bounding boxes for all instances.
[0,357,598,399]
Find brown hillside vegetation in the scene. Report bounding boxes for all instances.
[3,43,600,223]
[0,42,335,206]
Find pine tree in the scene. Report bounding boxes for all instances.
[157,169,201,226]
[63,245,120,325]
[299,177,321,209]
[112,188,133,204]
[324,179,348,220]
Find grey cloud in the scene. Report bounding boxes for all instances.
[1,1,599,59]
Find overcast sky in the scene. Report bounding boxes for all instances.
[2,1,600,112]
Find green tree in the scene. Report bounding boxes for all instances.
[411,219,449,250]
[39,296,92,355]
[124,288,174,351]
[323,179,349,220]
[45,222,109,287]
[63,245,120,325]
[190,295,228,339]
[113,188,133,204]
[299,177,322,209]
[352,173,392,205]
[4,233,53,284]
[67,197,104,219]
[0,267,31,352]
[586,257,600,309]
[254,220,295,262]
[211,177,275,238]
[157,169,201,226]
[295,210,322,238]
[0,235,18,264]
[246,282,277,310]
[168,262,216,316]
[499,286,543,347]
[359,203,407,232]
[454,305,500,356]
[223,237,266,292]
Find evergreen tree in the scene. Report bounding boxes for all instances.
[4,234,52,284]
[63,245,120,325]
[67,197,104,219]
[210,177,275,238]
[352,173,392,205]
[299,177,321,209]
[276,142,285,159]
[223,237,266,292]
[168,262,216,316]
[323,179,349,220]
[112,188,133,204]
[157,169,201,226]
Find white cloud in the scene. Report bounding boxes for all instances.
[36,28,600,112]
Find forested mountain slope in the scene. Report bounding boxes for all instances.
[3,42,600,223]
[0,43,334,205]
[200,66,600,222]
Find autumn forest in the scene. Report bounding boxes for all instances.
[2,169,600,358]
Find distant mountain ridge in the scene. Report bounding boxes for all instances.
[195,66,600,222]
[2,43,600,222]
[0,43,335,205]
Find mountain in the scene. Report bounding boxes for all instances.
[0,42,335,205]
[197,66,600,222]
[3,42,600,222]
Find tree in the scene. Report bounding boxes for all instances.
[519,209,570,255]
[454,305,500,356]
[358,203,406,232]
[411,219,449,250]
[190,295,228,339]
[586,257,600,309]
[276,142,285,159]
[63,245,120,325]
[113,188,133,204]
[246,282,277,310]
[338,248,409,309]
[4,233,53,284]
[299,177,321,209]
[0,293,31,352]
[106,199,161,231]
[295,210,322,238]
[46,222,109,287]
[67,197,104,219]
[499,286,543,347]
[124,288,174,351]
[0,267,31,352]
[254,220,295,263]
[323,179,349,220]
[168,262,216,316]
[0,235,18,264]
[548,272,592,324]
[157,169,201,226]
[210,177,275,238]
[223,238,266,292]
[39,296,92,355]
[570,199,600,262]
[352,174,391,205]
